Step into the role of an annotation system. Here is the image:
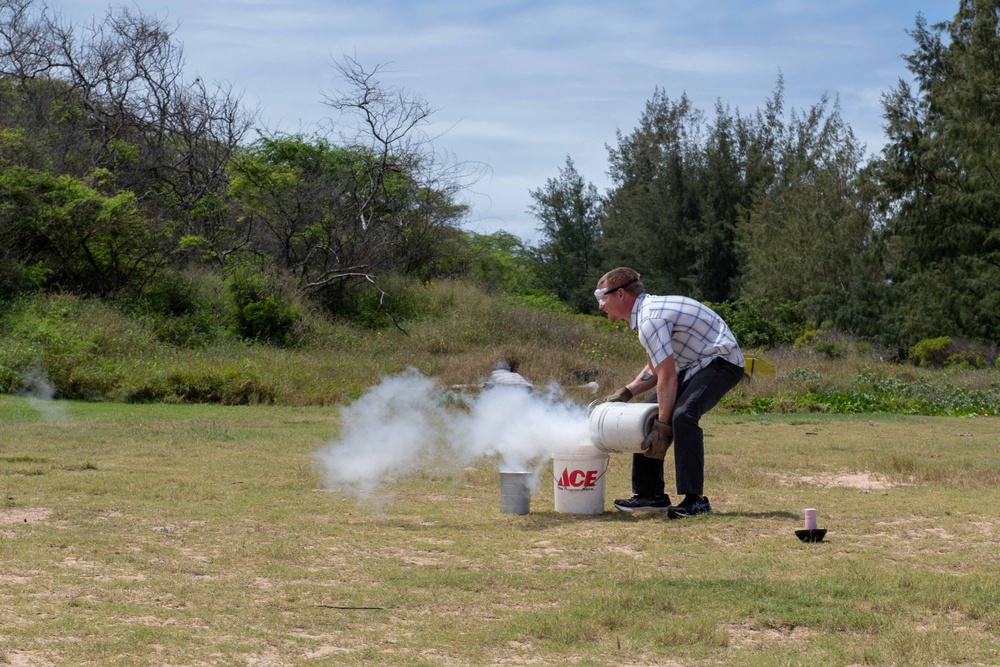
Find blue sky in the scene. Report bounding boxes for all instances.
[54,0,957,244]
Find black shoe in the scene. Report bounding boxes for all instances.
[667,496,712,518]
[613,495,670,512]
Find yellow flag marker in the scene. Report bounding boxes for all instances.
[745,357,775,378]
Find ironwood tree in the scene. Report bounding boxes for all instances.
[600,90,704,297]
[737,92,873,322]
[528,156,603,313]
[873,0,1000,346]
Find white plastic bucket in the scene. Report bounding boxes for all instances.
[551,443,609,514]
[588,402,658,453]
[499,471,532,515]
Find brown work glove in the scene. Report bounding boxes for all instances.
[603,386,633,403]
[641,419,673,460]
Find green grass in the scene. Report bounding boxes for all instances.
[0,284,646,406]
[4,285,1000,417]
[2,396,999,665]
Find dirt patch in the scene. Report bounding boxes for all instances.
[784,472,897,490]
[2,651,56,667]
[243,649,289,666]
[604,545,644,558]
[303,645,353,660]
[0,508,51,525]
[970,521,999,535]
[725,622,813,648]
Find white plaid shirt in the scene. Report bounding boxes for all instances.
[630,294,745,377]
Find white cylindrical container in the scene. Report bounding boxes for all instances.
[551,443,609,514]
[499,471,532,515]
[588,402,658,453]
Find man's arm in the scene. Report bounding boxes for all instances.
[650,355,677,423]
[624,362,658,398]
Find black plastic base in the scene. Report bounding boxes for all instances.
[795,528,827,543]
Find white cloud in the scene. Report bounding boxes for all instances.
[48,0,954,243]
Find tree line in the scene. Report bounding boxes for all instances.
[1,0,998,357]
[0,0,476,334]
[530,0,1000,356]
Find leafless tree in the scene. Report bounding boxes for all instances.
[0,0,260,297]
[308,57,473,289]
[1,0,256,225]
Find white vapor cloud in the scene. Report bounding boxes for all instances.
[17,365,68,422]
[315,369,591,498]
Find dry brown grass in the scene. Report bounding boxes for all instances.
[2,395,999,666]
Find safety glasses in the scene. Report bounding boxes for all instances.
[593,277,638,305]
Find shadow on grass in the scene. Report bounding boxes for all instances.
[714,511,801,520]
[517,509,801,526]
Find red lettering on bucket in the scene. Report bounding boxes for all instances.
[557,468,598,490]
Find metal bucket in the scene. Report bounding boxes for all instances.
[499,471,532,515]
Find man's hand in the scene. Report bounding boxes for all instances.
[603,386,633,403]
[641,419,673,460]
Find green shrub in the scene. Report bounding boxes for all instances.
[0,293,166,398]
[773,301,810,339]
[0,165,163,297]
[227,270,301,346]
[236,297,297,343]
[3,294,93,358]
[787,367,823,393]
[708,300,795,349]
[123,369,275,405]
[162,368,276,404]
[946,352,984,369]
[945,338,998,369]
[0,341,31,393]
[0,262,48,304]
[813,340,846,359]
[793,323,857,359]
[136,270,231,347]
[906,336,995,369]
[141,270,201,317]
[793,321,833,349]
[2,279,997,411]
[330,273,433,329]
[510,288,573,314]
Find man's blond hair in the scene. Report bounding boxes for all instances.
[598,267,644,296]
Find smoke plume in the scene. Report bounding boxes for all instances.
[315,369,591,497]
[17,365,68,422]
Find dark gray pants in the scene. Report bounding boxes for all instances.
[631,357,744,498]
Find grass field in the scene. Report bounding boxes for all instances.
[1,395,999,666]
